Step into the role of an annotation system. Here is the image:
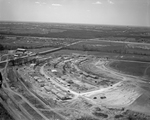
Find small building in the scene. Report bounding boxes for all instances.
[30,63,36,68]
[16,48,27,53]
[14,54,19,57]
[44,86,51,91]
[34,76,40,80]
[51,89,58,94]
[15,48,27,57]
[37,79,44,83]
[51,69,57,73]
[57,93,65,99]
[40,87,45,91]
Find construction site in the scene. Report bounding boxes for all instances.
[0,45,150,120]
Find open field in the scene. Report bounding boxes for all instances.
[0,22,150,41]
[90,81,141,107]
[109,61,150,78]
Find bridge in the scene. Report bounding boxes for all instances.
[38,47,63,55]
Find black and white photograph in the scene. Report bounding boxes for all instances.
[0,0,150,120]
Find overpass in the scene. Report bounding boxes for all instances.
[38,47,63,55]
[37,41,82,55]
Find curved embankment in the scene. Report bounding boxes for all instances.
[78,59,141,107]
[41,55,150,116]
[78,59,121,88]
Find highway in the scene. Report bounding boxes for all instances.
[38,41,82,55]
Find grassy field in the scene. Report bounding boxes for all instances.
[0,22,150,42]
[109,61,150,77]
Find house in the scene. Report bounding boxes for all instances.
[15,48,27,56]
[33,76,40,80]
[44,86,51,91]
[16,48,26,53]
[57,93,65,99]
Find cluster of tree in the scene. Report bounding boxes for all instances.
[65,43,150,56]
[1,27,150,41]
[0,43,55,50]
[1,36,150,58]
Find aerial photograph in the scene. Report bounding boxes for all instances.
[0,0,150,120]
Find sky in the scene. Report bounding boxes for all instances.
[0,0,150,27]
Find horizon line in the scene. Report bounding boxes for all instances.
[0,20,150,28]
